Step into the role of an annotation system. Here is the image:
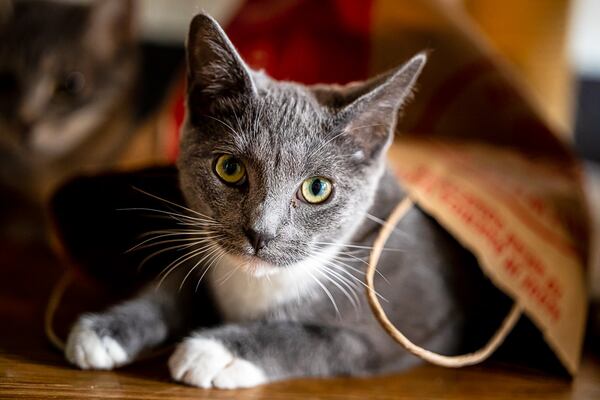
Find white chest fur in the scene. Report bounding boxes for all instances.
[207,247,339,321]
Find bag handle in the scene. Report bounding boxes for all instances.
[366,197,523,368]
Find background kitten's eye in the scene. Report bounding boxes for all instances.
[214,154,246,185]
[57,71,86,96]
[300,177,332,204]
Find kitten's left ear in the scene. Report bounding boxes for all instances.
[186,14,256,116]
[324,53,427,159]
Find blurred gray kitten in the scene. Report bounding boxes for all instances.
[65,14,500,389]
[0,0,136,200]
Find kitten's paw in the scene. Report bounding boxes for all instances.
[169,337,266,389]
[212,358,267,389]
[65,317,129,370]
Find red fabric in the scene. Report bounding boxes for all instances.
[167,0,374,161]
[227,0,372,83]
[167,78,187,162]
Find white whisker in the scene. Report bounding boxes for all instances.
[121,206,217,223]
[313,130,347,156]
[204,114,243,140]
[365,213,410,239]
[307,270,340,317]
[196,250,227,292]
[137,241,208,272]
[178,243,223,291]
[155,242,220,289]
[324,260,388,303]
[343,124,387,133]
[128,231,222,253]
[216,258,245,287]
[135,234,226,271]
[315,267,359,312]
[130,187,216,221]
[312,241,405,252]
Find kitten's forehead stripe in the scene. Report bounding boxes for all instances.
[230,91,332,179]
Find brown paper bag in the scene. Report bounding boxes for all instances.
[369,0,588,375]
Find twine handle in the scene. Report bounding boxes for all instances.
[44,270,73,351]
[366,197,523,368]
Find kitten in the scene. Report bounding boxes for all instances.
[65,14,501,389]
[0,0,136,201]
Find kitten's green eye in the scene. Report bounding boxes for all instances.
[214,154,246,185]
[300,177,332,204]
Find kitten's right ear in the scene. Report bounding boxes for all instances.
[187,14,256,114]
[312,53,426,159]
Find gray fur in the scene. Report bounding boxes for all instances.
[66,14,494,387]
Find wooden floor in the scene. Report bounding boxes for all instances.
[1,239,599,399]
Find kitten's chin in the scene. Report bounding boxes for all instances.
[223,253,281,278]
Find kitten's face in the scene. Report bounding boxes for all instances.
[179,83,384,269]
[178,15,425,274]
[0,0,135,160]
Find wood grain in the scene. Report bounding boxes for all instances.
[1,240,599,399]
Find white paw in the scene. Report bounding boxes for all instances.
[212,358,267,389]
[65,317,129,370]
[168,336,267,389]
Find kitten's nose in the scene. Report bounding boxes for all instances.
[244,228,274,253]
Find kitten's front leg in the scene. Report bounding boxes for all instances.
[65,287,184,370]
[169,321,375,389]
[65,268,205,370]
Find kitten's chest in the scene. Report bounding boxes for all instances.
[207,257,320,321]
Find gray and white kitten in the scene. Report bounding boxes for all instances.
[65,14,497,389]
